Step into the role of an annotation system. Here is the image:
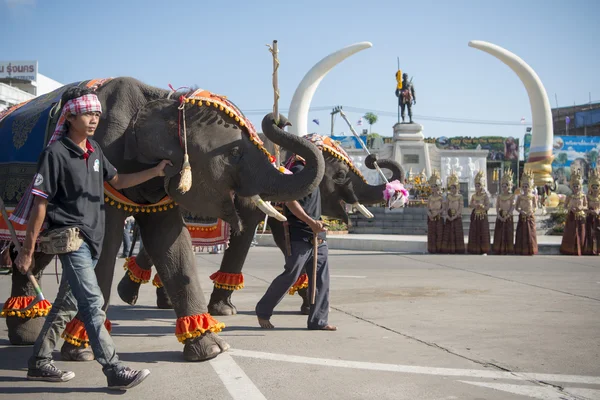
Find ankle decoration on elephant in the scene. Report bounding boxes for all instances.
[209,271,244,291]
[288,273,308,295]
[61,317,112,348]
[152,273,163,288]
[175,314,225,343]
[1,295,52,318]
[123,256,152,284]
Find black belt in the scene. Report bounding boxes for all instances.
[309,237,325,245]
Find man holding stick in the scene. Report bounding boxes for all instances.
[255,159,336,331]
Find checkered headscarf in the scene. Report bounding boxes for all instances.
[10,94,103,225]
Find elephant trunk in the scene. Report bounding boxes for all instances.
[257,113,325,202]
[354,155,405,204]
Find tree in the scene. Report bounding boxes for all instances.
[556,152,568,167]
[586,149,598,168]
[363,112,378,134]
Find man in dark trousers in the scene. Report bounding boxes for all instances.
[255,157,336,331]
[13,87,171,390]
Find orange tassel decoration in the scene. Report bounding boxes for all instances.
[123,256,151,284]
[61,317,113,348]
[1,296,52,318]
[175,314,225,343]
[288,273,308,295]
[209,271,244,290]
[152,273,163,288]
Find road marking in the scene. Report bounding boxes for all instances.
[331,275,367,278]
[229,349,600,385]
[459,381,596,400]
[210,353,266,400]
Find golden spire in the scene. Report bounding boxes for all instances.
[428,169,442,186]
[501,168,514,188]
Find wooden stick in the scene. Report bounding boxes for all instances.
[0,198,45,306]
[311,234,318,305]
[267,40,281,165]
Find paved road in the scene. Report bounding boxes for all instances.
[1,248,599,399]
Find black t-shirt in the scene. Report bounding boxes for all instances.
[284,163,326,241]
[32,137,117,258]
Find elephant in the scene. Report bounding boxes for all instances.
[1,76,325,362]
[116,135,406,316]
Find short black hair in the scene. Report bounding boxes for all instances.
[61,86,94,106]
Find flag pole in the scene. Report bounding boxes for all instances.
[338,110,389,183]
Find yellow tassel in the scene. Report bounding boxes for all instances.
[191,99,196,105]
[198,101,203,106]
[177,154,193,194]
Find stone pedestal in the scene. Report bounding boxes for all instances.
[392,123,430,177]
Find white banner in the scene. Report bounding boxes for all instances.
[0,61,38,82]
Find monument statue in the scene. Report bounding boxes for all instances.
[395,72,416,123]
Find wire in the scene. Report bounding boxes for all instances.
[241,105,530,126]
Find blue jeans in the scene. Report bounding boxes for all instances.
[28,241,123,376]
[122,228,131,257]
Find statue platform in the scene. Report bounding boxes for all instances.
[391,122,431,178]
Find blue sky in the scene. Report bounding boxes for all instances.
[1,0,599,144]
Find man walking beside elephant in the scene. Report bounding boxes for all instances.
[255,158,336,331]
[13,87,171,390]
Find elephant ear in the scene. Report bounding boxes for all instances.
[124,98,183,179]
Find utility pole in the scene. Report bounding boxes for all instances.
[330,106,342,136]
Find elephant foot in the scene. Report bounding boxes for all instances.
[117,272,142,306]
[207,288,237,316]
[298,288,310,315]
[60,341,94,362]
[6,316,45,345]
[156,287,173,309]
[183,332,230,362]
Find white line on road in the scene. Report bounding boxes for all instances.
[330,275,367,278]
[229,349,600,385]
[210,353,266,400]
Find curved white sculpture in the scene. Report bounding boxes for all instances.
[288,42,372,136]
[468,40,554,185]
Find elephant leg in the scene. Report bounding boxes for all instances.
[136,208,229,362]
[117,248,153,306]
[3,247,54,345]
[60,206,126,361]
[208,205,263,316]
[152,273,173,309]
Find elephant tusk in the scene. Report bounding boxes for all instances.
[288,42,372,136]
[251,195,287,222]
[353,203,374,219]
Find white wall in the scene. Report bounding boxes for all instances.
[36,73,63,95]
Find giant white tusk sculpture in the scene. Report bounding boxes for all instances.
[468,40,554,186]
[288,41,372,137]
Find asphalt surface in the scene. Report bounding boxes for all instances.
[0,248,599,400]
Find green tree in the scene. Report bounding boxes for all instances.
[363,112,378,134]
[556,152,568,166]
[586,149,598,168]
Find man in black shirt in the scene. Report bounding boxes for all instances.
[255,161,336,331]
[13,87,171,390]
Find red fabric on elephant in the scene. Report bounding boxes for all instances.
[1,296,52,318]
[209,271,244,290]
[288,273,309,295]
[175,314,225,343]
[123,256,151,284]
[61,317,113,348]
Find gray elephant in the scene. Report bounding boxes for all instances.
[116,134,405,316]
[1,77,325,362]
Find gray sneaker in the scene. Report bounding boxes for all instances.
[107,367,150,390]
[27,362,75,382]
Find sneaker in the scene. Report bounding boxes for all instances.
[27,362,75,382]
[107,367,150,390]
